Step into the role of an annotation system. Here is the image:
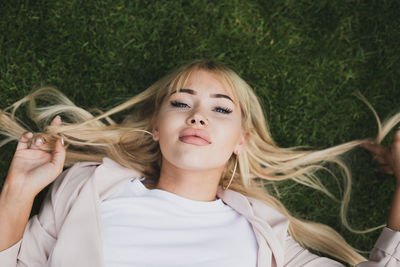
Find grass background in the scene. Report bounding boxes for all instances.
[1,0,400,264]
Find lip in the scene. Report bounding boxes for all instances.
[179,128,212,145]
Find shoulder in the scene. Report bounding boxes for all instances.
[243,196,344,266]
[246,195,290,229]
[51,161,101,196]
[47,161,101,213]
[48,157,142,210]
[217,187,290,231]
[33,160,102,234]
[218,188,290,249]
[246,196,290,250]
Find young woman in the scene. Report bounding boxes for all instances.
[0,60,399,266]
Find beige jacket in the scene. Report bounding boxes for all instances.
[1,157,399,266]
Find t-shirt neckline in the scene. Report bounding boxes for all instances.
[131,178,226,212]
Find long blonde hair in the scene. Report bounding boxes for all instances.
[1,60,399,265]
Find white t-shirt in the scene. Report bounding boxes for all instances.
[101,177,258,267]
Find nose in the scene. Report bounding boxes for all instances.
[186,112,208,127]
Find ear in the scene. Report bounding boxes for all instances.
[152,121,159,141]
[234,131,248,155]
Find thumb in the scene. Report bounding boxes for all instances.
[51,137,66,171]
[392,129,400,178]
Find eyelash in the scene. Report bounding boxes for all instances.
[170,101,233,114]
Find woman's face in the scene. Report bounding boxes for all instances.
[152,69,247,172]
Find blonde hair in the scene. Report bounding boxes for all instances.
[1,60,399,265]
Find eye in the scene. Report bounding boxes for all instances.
[170,101,190,108]
[214,107,233,114]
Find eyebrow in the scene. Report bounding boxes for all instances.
[170,88,235,103]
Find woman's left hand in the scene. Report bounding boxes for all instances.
[362,128,400,231]
[362,129,400,186]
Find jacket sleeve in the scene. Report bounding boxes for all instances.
[283,233,345,266]
[357,227,400,267]
[0,166,74,267]
[284,227,400,267]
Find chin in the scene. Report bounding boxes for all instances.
[165,154,222,171]
[174,158,210,170]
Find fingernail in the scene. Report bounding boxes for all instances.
[61,136,64,146]
[35,138,43,145]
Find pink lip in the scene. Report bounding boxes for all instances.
[179,128,212,145]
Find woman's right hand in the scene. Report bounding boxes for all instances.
[0,116,66,251]
[3,115,66,201]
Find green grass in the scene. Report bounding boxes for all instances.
[1,0,400,263]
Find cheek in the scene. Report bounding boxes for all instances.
[214,120,242,147]
[156,112,182,139]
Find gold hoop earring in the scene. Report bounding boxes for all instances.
[223,155,238,191]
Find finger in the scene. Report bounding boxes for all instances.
[391,128,400,177]
[50,115,62,126]
[50,137,66,171]
[372,154,387,164]
[392,128,400,147]
[29,136,44,150]
[16,132,33,151]
[361,142,389,156]
[377,164,395,175]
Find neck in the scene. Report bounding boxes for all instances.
[155,159,224,202]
